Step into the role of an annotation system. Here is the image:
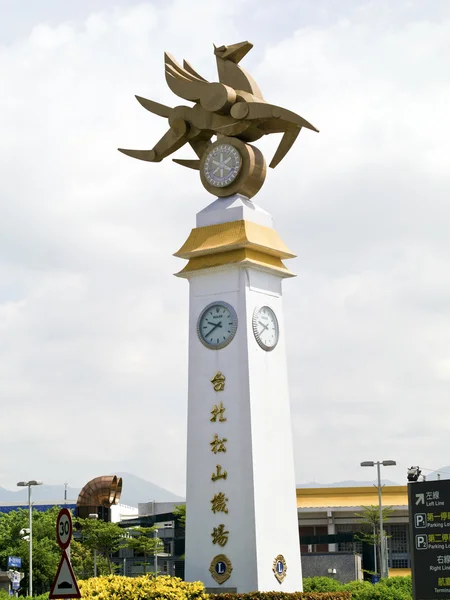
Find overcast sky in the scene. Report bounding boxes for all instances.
[1,0,450,497]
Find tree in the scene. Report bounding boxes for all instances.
[173,504,186,529]
[70,539,109,579]
[0,506,61,594]
[355,505,393,576]
[76,518,125,574]
[125,527,164,574]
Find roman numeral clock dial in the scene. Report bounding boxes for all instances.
[197,301,238,350]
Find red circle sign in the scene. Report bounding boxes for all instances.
[56,508,72,550]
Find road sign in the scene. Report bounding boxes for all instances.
[409,479,450,600]
[7,556,22,569]
[56,508,72,550]
[11,572,21,591]
[49,551,80,599]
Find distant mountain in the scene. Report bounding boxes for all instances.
[0,484,79,504]
[296,479,399,488]
[424,467,450,481]
[0,473,184,507]
[113,472,184,506]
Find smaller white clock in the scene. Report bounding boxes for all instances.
[252,306,279,351]
[203,143,242,188]
[197,301,238,350]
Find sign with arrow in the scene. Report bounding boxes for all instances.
[409,479,450,600]
[416,493,425,506]
[49,551,80,599]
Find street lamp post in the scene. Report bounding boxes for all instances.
[360,460,396,579]
[17,480,43,597]
[153,528,158,576]
[88,514,99,577]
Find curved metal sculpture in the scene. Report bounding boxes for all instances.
[76,475,122,520]
[119,41,318,199]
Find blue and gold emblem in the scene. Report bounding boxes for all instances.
[209,554,233,584]
[273,554,287,583]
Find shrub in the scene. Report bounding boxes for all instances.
[210,593,351,600]
[303,577,345,592]
[303,576,412,600]
[79,574,207,600]
[0,594,48,600]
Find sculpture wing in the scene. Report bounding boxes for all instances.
[135,96,173,118]
[165,53,210,102]
[183,60,208,82]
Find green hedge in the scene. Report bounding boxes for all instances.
[0,594,48,600]
[303,576,412,600]
[210,592,351,600]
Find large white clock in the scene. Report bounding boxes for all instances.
[203,143,242,188]
[197,301,238,350]
[252,306,279,351]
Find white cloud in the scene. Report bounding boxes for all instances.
[1,0,450,494]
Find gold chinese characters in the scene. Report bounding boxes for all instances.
[209,371,230,565]
[211,371,226,392]
[211,402,226,422]
[210,433,227,454]
[211,524,229,547]
[211,464,228,482]
[211,492,229,514]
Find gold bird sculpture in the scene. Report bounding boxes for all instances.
[119,41,318,172]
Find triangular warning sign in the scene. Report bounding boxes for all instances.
[49,550,81,599]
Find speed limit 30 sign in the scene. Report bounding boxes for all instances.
[56,508,73,550]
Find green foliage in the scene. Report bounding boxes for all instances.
[0,507,130,593]
[0,506,61,594]
[303,577,345,592]
[0,594,48,600]
[355,506,394,537]
[303,576,412,600]
[125,526,164,574]
[210,593,351,600]
[79,574,207,600]
[75,518,126,574]
[173,504,186,529]
[354,505,394,577]
[70,539,110,579]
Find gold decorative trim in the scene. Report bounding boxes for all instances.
[175,248,295,278]
[209,554,233,584]
[273,554,287,583]
[174,220,295,260]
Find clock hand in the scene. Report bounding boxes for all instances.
[258,321,269,332]
[206,322,222,336]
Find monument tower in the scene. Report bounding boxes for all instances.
[119,41,318,592]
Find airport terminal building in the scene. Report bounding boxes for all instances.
[0,481,412,580]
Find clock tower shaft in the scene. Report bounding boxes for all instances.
[175,195,302,592]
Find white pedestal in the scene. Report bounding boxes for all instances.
[181,196,302,592]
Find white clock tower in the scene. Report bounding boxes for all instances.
[118,38,317,595]
[175,193,302,592]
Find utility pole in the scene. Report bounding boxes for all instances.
[360,460,396,578]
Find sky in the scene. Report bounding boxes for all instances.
[1,0,450,497]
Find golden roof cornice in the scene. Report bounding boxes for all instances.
[175,248,295,278]
[174,219,296,260]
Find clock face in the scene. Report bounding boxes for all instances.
[197,302,238,350]
[252,306,279,351]
[203,143,242,188]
